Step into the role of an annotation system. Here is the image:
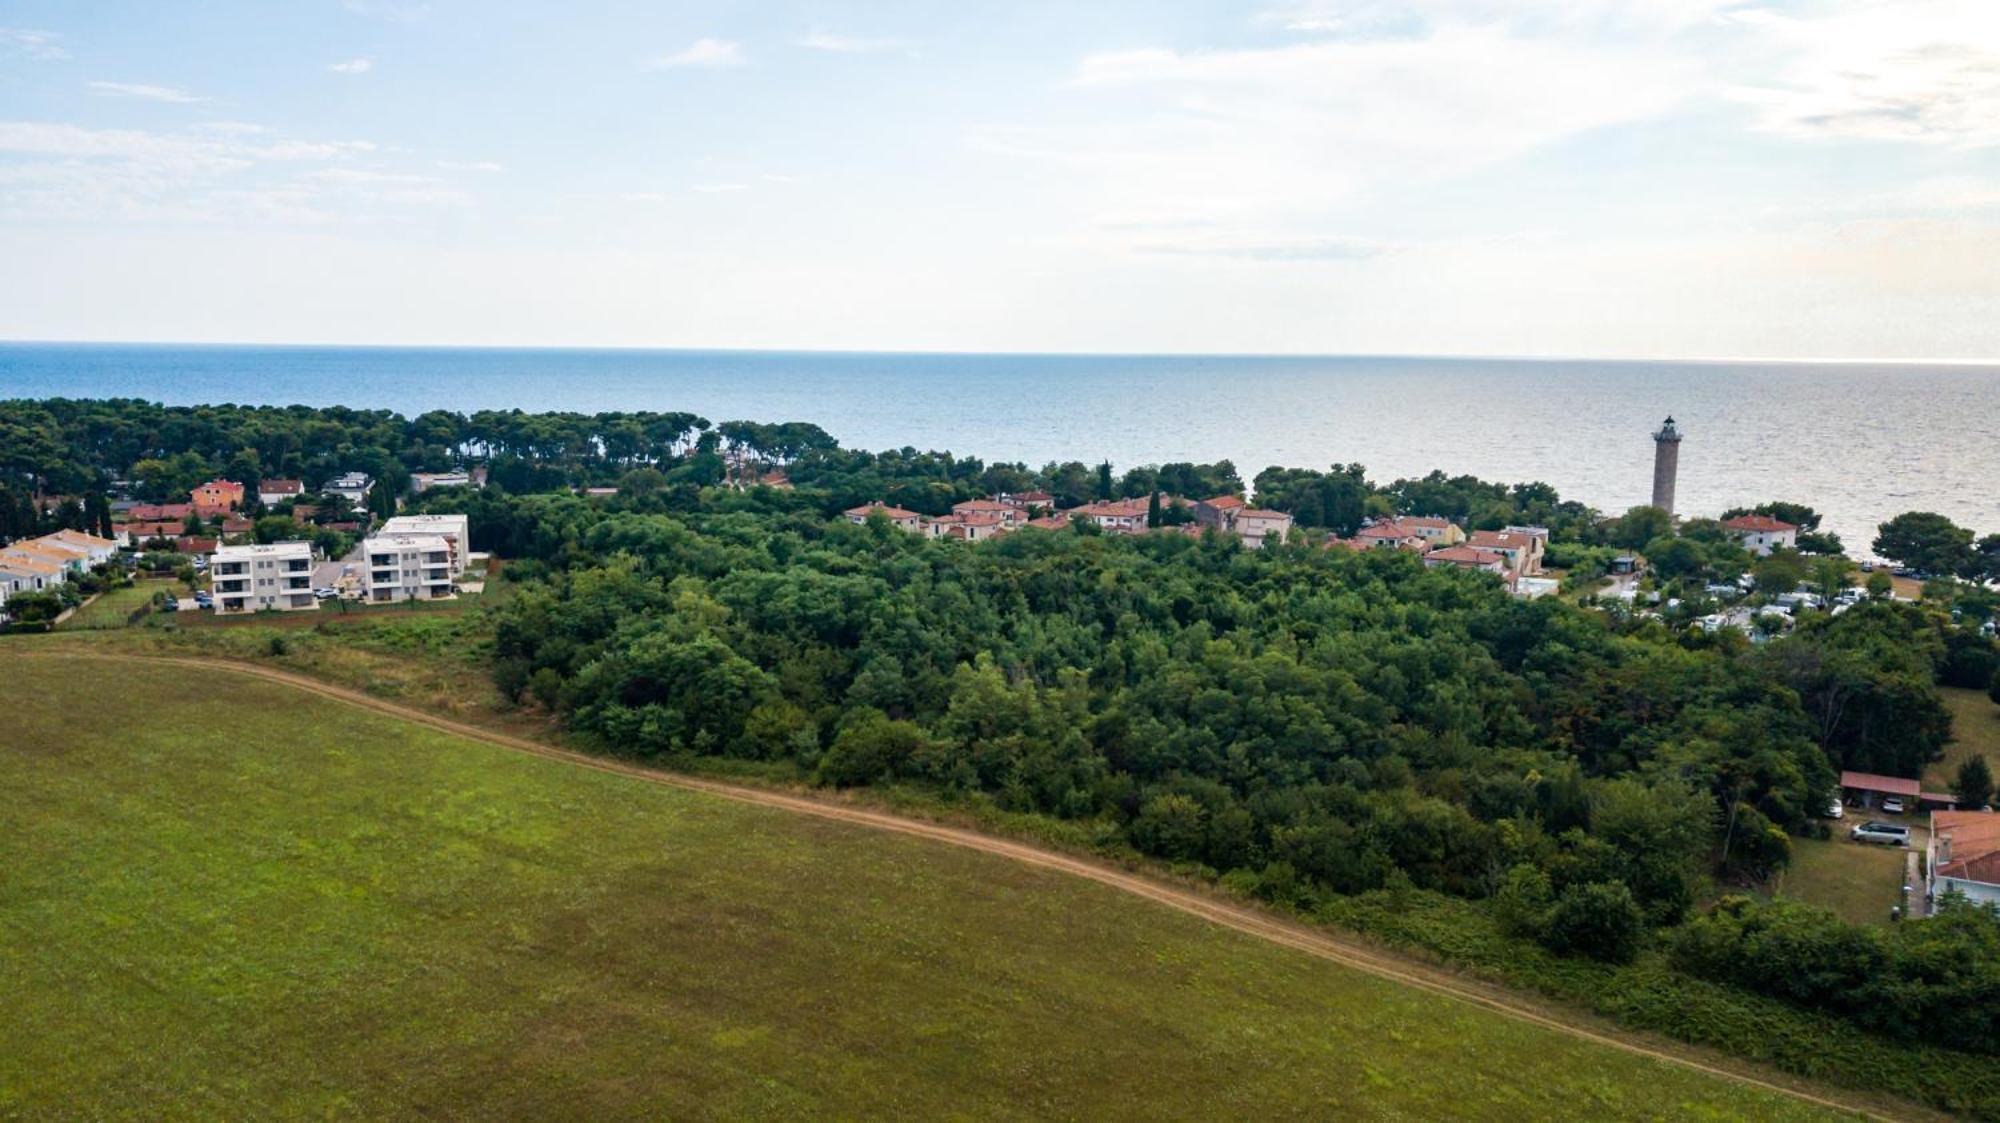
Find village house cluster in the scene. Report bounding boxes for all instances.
[1327,516,1558,597]
[844,491,1301,549]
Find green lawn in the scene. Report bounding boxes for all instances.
[58,581,169,631]
[0,648,1844,1121]
[1928,686,2000,793]
[1770,836,1908,926]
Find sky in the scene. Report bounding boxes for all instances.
[0,0,1996,358]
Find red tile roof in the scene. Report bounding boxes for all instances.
[122,522,183,539]
[846,503,921,520]
[1468,530,1535,550]
[1933,811,2000,886]
[1357,521,1419,539]
[127,503,194,521]
[1426,546,1507,567]
[1722,514,1798,533]
[260,478,304,495]
[1236,508,1291,521]
[1202,495,1246,510]
[1839,770,1921,797]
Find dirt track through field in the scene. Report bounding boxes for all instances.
[21,650,1917,1122]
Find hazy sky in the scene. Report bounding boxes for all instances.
[0,0,1996,357]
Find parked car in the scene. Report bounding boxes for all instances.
[1825,798,1844,819]
[1850,821,1910,846]
[1881,797,1906,815]
[312,587,337,599]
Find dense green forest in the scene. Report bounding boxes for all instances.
[9,395,2000,1090]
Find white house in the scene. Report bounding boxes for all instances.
[1928,811,2000,908]
[376,513,472,575]
[1233,508,1294,548]
[258,478,305,506]
[324,472,374,509]
[361,533,456,603]
[209,541,317,614]
[410,470,474,493]
[844,502,926,533]
[1721,514,1799,556]
[1071,497,1153,534]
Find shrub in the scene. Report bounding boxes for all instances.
[1543,881,1645,964]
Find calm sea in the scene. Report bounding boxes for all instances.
[3,343,1995,555]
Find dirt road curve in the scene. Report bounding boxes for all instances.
[27,650,1910,1122]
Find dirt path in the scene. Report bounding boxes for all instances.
[21,649,1919,1122]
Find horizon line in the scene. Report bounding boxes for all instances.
[3,337,1999,368]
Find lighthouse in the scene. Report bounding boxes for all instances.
[1651,416,1681,516]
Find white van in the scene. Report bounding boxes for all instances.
[1849,821,1910,846]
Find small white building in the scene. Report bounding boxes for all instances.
[362,533,456,603]
[376,513,472,575]
[324,472,374,510]
[258,479,305,506]
[1721,514,1799,557]
[1070,498,1152,534]
[843,502,926,533]
[410,470,474,493]
[1234,508,1294,548]
[210,541,317,614]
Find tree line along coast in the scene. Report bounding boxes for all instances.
[5,396,2000,1115]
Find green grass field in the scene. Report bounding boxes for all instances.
[1928,686,2000,793]
[1770,836,1907,926]
[58,581,168,630]
[0,647,1849,1120]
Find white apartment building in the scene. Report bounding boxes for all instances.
[376,513,472,575]
[362,533,456,603]
[210,541,317,614]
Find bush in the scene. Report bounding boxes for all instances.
[1542,881,1645,963]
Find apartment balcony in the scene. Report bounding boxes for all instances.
[370,570,399,586]
[214,563,248,577]
[214,579,249,594]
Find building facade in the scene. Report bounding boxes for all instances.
[376,513,472,575]
[210,541,317,614]
[1721,514,1799,556]
[361,533,456,603]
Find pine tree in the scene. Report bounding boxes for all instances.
[1146,490,1162,529]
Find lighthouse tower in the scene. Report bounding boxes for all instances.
[1651,416,1682,516]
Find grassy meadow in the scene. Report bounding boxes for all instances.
[1929,686,2000,793]
[0,647,1851,1120]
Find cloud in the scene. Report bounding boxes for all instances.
[87,81,205,104]
[648,38,744,69]
[1727,2,2000,147]
[797,31,910,54]
[1137,234,1395,261]
[691,182,750,193]
[1001,24,1695,233]
[437,159,504,173]
[0,27,68,60]
[328,58,374,75]
[0,120,394,225]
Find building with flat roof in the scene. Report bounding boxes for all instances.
[376,513,472,575]
[210,541,317,614]
[361,533,455,603]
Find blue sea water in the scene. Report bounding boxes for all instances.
[2,342,1996,554]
